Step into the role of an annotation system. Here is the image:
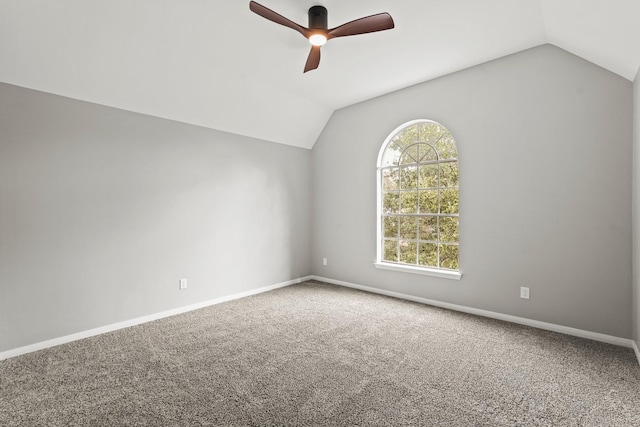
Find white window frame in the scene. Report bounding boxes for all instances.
[374,119,462,280]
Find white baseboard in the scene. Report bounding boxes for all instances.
[311,275,636,350]
[4,275,637,365]
[0,276,312,361]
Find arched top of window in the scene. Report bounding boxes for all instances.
[378,120,458,168]
[375,120,461,280]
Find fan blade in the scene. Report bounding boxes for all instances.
[328,13,394,39]
[249,1,309,38]
[304,45,321,73]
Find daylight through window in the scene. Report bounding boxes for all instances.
[376,120,459,276]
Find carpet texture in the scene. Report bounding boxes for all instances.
[1,281,639,426]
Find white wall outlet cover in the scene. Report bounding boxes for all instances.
[520,287,530,299]
[322,258,327,266]
[179,279,188,290]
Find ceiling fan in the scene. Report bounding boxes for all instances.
[249,1,394,73]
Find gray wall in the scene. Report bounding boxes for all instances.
[634,69,640,346]
[311,45,633,338]
[0,83,311,353]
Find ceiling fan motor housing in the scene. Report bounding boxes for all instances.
[309,6,328,30]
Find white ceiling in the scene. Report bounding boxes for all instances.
[1,0,639,149]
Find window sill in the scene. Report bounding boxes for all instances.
[374,262,462,280]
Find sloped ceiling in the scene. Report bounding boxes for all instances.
[1,0,639,149]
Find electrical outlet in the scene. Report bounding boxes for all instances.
[520,286,530,299]
[179,278,188,290]
[322,258,327,266]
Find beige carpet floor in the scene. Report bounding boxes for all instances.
[1,280,639,426]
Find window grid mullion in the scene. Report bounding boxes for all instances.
[379,121,458,271]
[380,158,457,171]
[416,140,421,264]
[397,162,403,262]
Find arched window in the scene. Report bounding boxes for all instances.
[375,120,460,279]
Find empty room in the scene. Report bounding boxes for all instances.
[1,0,640,425]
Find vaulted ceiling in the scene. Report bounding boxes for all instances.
[1,0,639,149]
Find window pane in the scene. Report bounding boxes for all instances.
[400,144,419,165]
[400,166,418,189]
[419,144,437,163]
[419,164,439,188]
[383,240,398,262]
[419,190,439,213]
[382,168,399,191]
[435,134,457,160]
[381,144,402,167]
[440,244,459,270]
[399,216,417,240]
[383,192,399,214]
[399,240,417,264]
[419,216,437,241]
[392,125,419,149]
[400,191,418,214]
[440,216,459,243]
[440,188,459,214]
[419,123,445,143]
[418,243,438,267]
[383,216,398,239]
[440,162,458,187]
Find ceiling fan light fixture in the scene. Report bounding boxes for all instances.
[308,33,327,46]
